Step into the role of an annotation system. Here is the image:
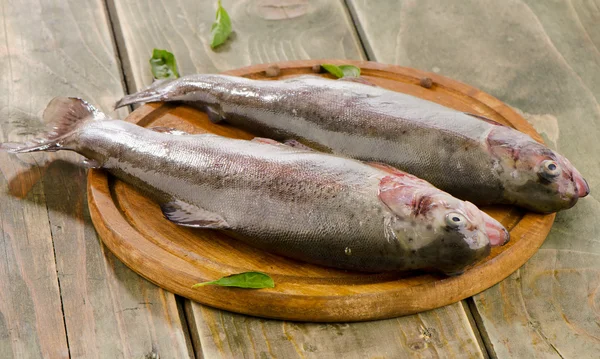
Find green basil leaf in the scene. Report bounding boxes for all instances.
[321,64,344,78]
[192,272,274,289]
[339,65,361,78]
[149,49,180,79]
[210,0,233,49]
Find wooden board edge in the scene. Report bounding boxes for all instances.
[85,61,556,322]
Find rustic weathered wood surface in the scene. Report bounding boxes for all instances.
[104,1,497,356]
[184,301,485,359]
[348,0,600,357]
[0,0,190,358]
[87,60,555,323]
[107,0,365,91]
[2,0,598,357]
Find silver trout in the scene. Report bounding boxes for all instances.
[116,74,589,213]
[1,97,509,275]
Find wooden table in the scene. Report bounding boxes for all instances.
[1,1,598,358]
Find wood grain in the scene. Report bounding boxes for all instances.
[107,0,365,92]
[0,153,67,358]
[347,0,600,356]
[0,0,190,357]
[184,300,485,359]
[87,60,554,323]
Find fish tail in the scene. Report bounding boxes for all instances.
[0,97,106,153]
[115,79,178,109]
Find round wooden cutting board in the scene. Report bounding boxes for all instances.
[87,60,555,322]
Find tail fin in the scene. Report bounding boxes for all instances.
[0,97,105,153]
[115,78,177,109]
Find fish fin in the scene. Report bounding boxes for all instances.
[149,126,189,135]
[82,159,101,169]
[206,106,225,124]
[0,97,105,153]
[366,162,407,176]
[161,199,230,229]
[464,112,507,126]
[115,78,178,108]
[251,137,283,146]
[251,138,314,153]
[283,139,314,151]
[338,77,378,87]
[370,162,433,187]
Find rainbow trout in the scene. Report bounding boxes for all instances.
[1,97,509,275]
[116,74,589,213]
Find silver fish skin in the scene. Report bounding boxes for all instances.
[116,75,590,213]
[1,97,510,275]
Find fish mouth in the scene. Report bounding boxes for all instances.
[480,211,510,246]
[574,175,590,198]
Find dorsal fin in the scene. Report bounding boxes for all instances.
[464,112,507,126]
[251,137,283,146]
[366,162,406,176]
[282,139,314,151]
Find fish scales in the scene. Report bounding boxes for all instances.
[215,77,501,202]
[75,121,452,272]
[117,75,590,213]
[1,97,509,274]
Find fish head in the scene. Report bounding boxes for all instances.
[379,174,508,275]
[488,126,589,213]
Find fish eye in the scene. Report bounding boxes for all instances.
[446,213,467,228]
[539,160,561,179]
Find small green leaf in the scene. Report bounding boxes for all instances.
[321,64,344,78]
[321,64,361,78]
[149,49,180,79]
[210,0,233,49]
[339,65,361,78]
[192,272,274,289]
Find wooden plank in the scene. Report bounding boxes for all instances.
[44,157,191,359]
[108,0,488,356]
[0,154,68,358]
[347,0,600,357]
[107,0,366,91]
[0,0,191,358]
[185,301,485,358]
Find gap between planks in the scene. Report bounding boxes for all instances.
[464,299,493,359]
[343,0,372,60]
[45,195,73,359]
[344,0,494,354]
[100,1,199,357]
[177,295,199,359]
[104,0,135,97]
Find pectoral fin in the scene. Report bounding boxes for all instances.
[206,106,225,124]
[150,126,189,135]
[251,137,311,153]
[161,199,230,229]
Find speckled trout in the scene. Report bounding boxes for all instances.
[116,74,589,213]
[1,97,509,275]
